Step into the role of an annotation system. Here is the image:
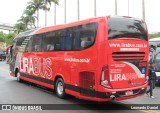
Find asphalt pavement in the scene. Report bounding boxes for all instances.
[0,61,160,113]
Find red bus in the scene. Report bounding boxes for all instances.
[10,16,149,102]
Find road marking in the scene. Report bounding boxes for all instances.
[114,101,160,113]
[140,110,160,113]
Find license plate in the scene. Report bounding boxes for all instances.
[125,90,133,95]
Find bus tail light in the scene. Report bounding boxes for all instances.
[101,65,112,88]
[145,64,149,83]
[145,74,149,83]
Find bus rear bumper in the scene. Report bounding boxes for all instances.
[98,87,146,102]
[96,83,148,102]
[108,87,146,101]
[65,83,147,102]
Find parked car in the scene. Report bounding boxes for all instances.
[155,72,160,86]
[0,50,6,61]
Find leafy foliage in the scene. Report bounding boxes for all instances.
[5,32,16,45]
[14,0,59,34]
[46,0,59,5]
[14,22,27,34]
[27,0,46,27]
[2,0,59,47]
[0,31,16,46]
[150,32,160,39]
[0,32,5,42]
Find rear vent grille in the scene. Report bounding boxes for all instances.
[112,52,145,61]
[79,71,95,96]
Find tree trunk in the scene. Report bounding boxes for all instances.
[94,0,96,17]
[142,0,145,20]
[64,0,66,23]
[45,10,47,26]
[37,9,39,27]
[54,3,56,25]
[45,0,47,26]
[128,0,129,16]
[115,0,117,15]
[77,0,80,20]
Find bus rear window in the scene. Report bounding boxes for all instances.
[108,17,148,41]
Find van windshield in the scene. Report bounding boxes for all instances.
[108,17,148,41]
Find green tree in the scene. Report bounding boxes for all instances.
[17,16,28,29]
[23,8,37,28]
[14,0,59,35]
[5,32,16,46]
[45,0,58,5]
[150,32,160,39]
[0,32,5,42]
[27,0,46,27]
[0,31,16,46]
[44,0,59,26]
[14,22,27,34]
[14,7,37,33]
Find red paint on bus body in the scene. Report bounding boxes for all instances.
[10,16,149,102]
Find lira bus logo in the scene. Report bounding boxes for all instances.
[20,57,52,79]
[110,73,126,81]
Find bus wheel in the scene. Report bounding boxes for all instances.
[16,72,22,82]
[55,78,65,98]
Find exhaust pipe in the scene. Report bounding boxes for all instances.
[110,95,116,100]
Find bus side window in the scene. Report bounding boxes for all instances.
[80,32,93,49]
[25,43,29,52]
[60,37,65,51]
[46,44,54,51]
[54,31,61,51]
[25,37,32,52]
[23,37,31,52]
[72,23,97,50]
[60,30,66,51]
[31,35,42,52]
[65,32,72,50]
[73,31,80,50]
[34,45,41,51]
[42,32,54,51]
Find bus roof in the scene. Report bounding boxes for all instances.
[13,16,145,39]
[35,16,105,35]
[35,16,144,35]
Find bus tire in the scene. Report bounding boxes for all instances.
[55,78,66,98]
[16,71,22,82]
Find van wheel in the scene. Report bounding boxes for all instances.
[16,72,22,82]
[55,78,65,98]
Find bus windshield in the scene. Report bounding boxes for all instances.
[108,17,148,41]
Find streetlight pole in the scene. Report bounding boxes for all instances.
[115,0,117,15]
[54,3,56,25]
[142,0,145,21]
[77,0,80,20]
[45,0,47,26]
[64,0,66,24]
[128,0,129,16]
[94,0,97,17]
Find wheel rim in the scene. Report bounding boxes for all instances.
[17,72,20,81]
[57,81,63,95]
